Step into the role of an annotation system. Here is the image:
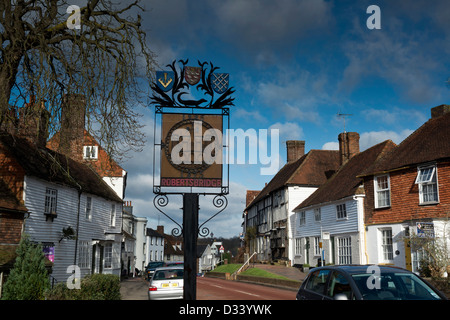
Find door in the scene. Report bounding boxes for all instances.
[404,238,412,271]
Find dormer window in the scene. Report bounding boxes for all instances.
[83,146,98,160]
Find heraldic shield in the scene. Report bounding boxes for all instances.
[156,71,175,92]
[211,73,229,94]
[185,66,202,85]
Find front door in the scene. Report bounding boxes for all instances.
[404,238,412,271]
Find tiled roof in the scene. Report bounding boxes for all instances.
[359,111,450,176]
[0,179,28,213]
[245,190,260,208]
[245,150,340,210]
[295,140,396,210]
[0,133,122,202]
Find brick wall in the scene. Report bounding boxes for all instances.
[364,161,450,225]
[0,212,24,244]
[0,143,25,204]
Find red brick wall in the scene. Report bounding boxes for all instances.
[0,143,25,203]
[0,212,24,244]
[364,161,450,225]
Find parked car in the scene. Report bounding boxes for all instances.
[148,266,184,300]
[145,261,165,280]
[296,265,447,300]
[165,261,183,267]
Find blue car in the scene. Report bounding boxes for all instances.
[296,265,447,300]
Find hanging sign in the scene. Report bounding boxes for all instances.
[160,113,223,188]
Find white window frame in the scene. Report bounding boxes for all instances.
[314,236,321,256]
[44,188,58,215]
[104,243,112,269]
[415,165,439,204]
[337,237,352,265]
[79,241,91,268]
[299,211,306,226]
[295,238,302,256]
[336,203,347,220]
[110,204,116,227]
[314,208,321,222]
[85,196,92,220]
[374,174,391,208]
[83,146,98,160]
[380,228,394,262]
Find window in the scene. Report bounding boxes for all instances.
[314,208,321,222]
[299,211,306,226]
[85,197,92,220]
[314,237,321,256]
[295,238,302,255]
[305,269,330,295]
[44,188,57,215]
[338,237,352,264]
[110,204,116,227]
[83,146,98,160]
[336,204,347,220]
[104,243,112,268]
[374,175,390,208]
[327,271,354,300]
[415,165,438,204]
[381,229,394,262]
[79,241,91,268]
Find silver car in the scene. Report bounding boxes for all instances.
[148,266,184,300]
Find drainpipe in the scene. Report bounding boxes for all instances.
[73,187,82,266]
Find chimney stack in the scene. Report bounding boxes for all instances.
[431,104,450,119]
[17,96,49,148]
[338,132,359,166]
[157,225,164,235]
[286,140,305,163]
[59,94,86,161]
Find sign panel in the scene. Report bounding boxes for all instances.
[161,113,223,188]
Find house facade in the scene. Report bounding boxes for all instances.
[0,95,126,285]
[244,140,340,264]
[293,133,396,268]
[359,105,450,274]
[146,227,165,263]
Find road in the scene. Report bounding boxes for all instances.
[120,277,296,300]
[197,277,296,300]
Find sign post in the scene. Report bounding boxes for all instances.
[183,193,199,300]
[151,59,234,300]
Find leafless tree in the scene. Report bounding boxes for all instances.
[0,0,156,161]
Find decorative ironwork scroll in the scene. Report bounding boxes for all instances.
[151,59,235,109]
[153,194,183,237]
[198,195,228,237]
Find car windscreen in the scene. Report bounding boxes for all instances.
[351,272,442,300]
[153,269,184,281]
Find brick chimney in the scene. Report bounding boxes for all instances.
[286,140,305,163]
[157,225,164,235]
[59,94,86,161]
[17,96,49,148]
[338,132,359,166]
[431,104,450,119]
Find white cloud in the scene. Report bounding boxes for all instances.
[359,129,414,150]
[322,141,339,150]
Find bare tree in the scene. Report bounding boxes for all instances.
[0,0,156,161]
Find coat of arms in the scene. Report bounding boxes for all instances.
[156,71,175,92]
[184,66,202,85]
[210,73,229,94]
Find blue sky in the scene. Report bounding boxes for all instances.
[120,0,450,238]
